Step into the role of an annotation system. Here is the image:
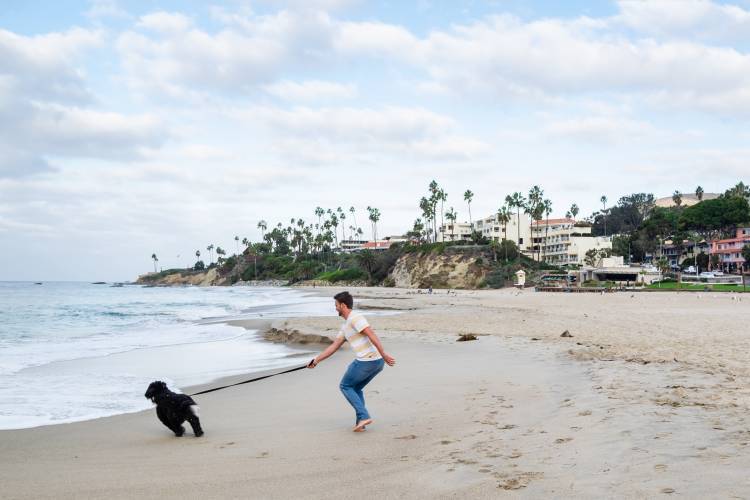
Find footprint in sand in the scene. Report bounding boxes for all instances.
[497,472,543,490]
[508,450,522,459]
[654,464,667,472]
[660,487,676,494]
[395,434,418,440]
[555,437,573,444]
[256,451,270,458]
[578,410,592,416]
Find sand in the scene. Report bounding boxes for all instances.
[2,288,750,498]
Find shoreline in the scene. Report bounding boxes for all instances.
[2,288,750,497]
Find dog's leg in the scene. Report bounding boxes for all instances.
[186,405,204,437]
[170,413,186,437]
[158,406,184,436]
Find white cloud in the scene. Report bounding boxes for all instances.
[24,104,165,159]
[117,9,336,96]
[0,27,102,103]
[136,12,193,33]
[334,21,421,59]
[85,0,130,20]
[263,79,357,101]
[616,0,750,42]
[241,104,489,163]
[112,3,750,118]
[252,105,453,141]
[544,116,655,144]
[0,27,166,178]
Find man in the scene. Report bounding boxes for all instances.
[308,291,396,432]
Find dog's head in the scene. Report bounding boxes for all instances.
[144,381,168,402]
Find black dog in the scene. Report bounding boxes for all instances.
[144,381,204,437]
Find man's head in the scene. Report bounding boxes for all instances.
[333,291,353,317]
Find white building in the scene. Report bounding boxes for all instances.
[438,221,473,241]
[475,212,531,250]
[340,235,409,253]
[532,218,612,266]
[439,211,532,251]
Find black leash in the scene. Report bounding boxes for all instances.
[190,362,310,396]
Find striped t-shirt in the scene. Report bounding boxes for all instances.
[337,312,382,361]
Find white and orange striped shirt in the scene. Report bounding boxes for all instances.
[337,312,382,361]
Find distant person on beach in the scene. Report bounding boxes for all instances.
[307,291,396,432]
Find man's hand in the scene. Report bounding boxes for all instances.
[383,353,396,366]
[307,358,318,369]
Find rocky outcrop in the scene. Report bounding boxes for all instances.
[136,268,221,286]
[390,248,490,289]
[263,328,333,345]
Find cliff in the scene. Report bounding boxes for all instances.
[136,268,221,286]
[390,247,491,289]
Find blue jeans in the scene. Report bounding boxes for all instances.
[339,358,384,423]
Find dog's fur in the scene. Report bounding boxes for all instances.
[144,381,204,437]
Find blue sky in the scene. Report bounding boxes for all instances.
[1,0,749,280]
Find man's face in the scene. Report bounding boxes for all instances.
[335,300,344,317]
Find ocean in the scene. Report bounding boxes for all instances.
[0,282,332,430]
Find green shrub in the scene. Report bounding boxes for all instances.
[316,268,367,283]
[484,269,506,289]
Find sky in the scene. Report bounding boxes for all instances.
[2,0,750,281]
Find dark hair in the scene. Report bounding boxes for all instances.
[333,291,353,309]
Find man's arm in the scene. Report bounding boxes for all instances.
[361,327,396,366]
[308,336,345,368]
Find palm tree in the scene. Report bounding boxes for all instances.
[445,207,457,240]
[527,186,543,260]
[367,206,380,242]
[464,189,474,234]
[206,244,214,264]
[349,206,357,237]
[337,207,347,243]
[497,205,512,261]
[356,250,377,281]
[505,192,526,250]
[438,189,447,242]
[672,190,682,207]
[234,235,240,256]
[195,250,200,262]
[314,207,324,238]
[542,199,552,262]
[570,203,579,220]
[600,195,608,237]
[151,253,158,273]
[419,196,435,242]
[695,186,704,201]
[257,220,267,240]
[329,212,339,248]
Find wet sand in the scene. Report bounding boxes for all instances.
[2,288,750,497]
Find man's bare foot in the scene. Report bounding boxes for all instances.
[353,419,372,432]
[353,426,367,432]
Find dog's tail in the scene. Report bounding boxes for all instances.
[190,405,200,418]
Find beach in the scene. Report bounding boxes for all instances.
[2,288,750,498]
